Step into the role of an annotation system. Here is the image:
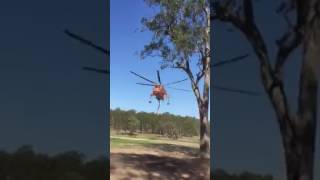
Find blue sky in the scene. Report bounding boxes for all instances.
[110,0,204,118]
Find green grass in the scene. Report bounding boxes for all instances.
[110,136,199,156]
[110,137,157,148]
[110,133,200,155]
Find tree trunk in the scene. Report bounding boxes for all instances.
[268,65,317,180]
[199,4,211,159]
[283,126,315,180]
[275,14,319,180]
[199,57,210,159]
[199,101,210,159]
[284,12,320,180]
[245,18,318,180]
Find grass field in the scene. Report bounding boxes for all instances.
[111,137,156,147]
[111,133,199,147]
[110,132,209,180]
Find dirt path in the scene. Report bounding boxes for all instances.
[110,148,210,180]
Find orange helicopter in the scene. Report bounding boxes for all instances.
[130,70,189,113]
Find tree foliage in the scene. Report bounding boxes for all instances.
[141,0,209,69]
[127,115,139,135]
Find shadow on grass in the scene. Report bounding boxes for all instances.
[111,153,209,180]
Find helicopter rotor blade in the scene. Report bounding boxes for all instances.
[64,29,110,55]
[167,87,191,92]
[212,54,249,67]
[213,85,260,96]
[130,71,157,84]
[163,78,188,86]
[157,70,162,84]
[83,67,109,74]
[136,83,155,86]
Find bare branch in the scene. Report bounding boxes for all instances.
[274,0,306,79]
[196,70,204,85]
[181,60,203,102]
[275,26,302,77]
[243,0,254,26]
[213,1,270,66]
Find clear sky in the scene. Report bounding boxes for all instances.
[110,0,202,118]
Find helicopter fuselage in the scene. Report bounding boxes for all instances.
[152,85,167,101]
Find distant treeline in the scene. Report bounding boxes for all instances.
[110,108,202,138]
[0,145,107,180]
[212,169,274,180]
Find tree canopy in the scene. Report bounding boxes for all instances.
[141,0,209,72]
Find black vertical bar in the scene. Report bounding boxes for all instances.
[210,0,215,179]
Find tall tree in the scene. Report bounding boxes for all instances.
[141,0,211,158]
[127,115,139,135]
[213,0,319,179]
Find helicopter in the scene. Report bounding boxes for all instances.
[130,52,263,113]
[130,70,189,113]
[64,30,261,113]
